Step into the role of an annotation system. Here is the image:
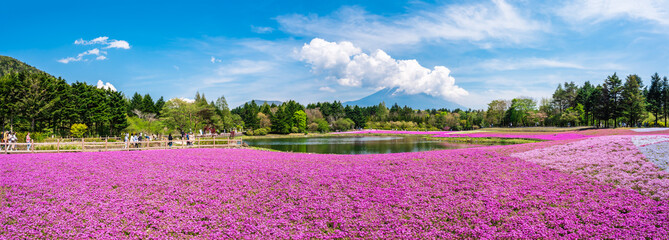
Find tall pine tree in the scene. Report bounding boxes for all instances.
[647,73,663,125]
[622,74,645,126]
[603,73,623,128]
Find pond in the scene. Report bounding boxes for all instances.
[244,136,509,154]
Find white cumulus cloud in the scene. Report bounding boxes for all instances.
[75,36,131,49]
[105,40,131,49]
[299,38,468,100]
[96,80,117,92]
[59,36,130,63]
[58,48,106,63]
[75,36,109,45]
[210,56,221,63]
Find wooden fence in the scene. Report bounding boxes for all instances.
[1,137,243,154]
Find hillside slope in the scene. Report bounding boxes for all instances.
[0,55,49,77]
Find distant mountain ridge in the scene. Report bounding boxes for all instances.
[0,55,50,77]
[344,87,466,110]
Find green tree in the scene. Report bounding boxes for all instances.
[486,100,509,126]
[70,123,88,138]
[292,110,307,132]
[161,98,198,132]
[622,74,646,126]
[662,77,669,127]
[315,119,329,133]
[332,118,354,131]
[106,90,129,136]
[647,73,663,125]
[154,96,165,117]
[505,97,536,127]
[271,106,291,134]
[128,92,143,116]
[14,72,58,131]
[576,81,596,125]
[603,73,623,128]
[142,94,156,114]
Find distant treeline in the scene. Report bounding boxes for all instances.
[232,100,487,135]
[486,73,669,128]
[2,69,668,138]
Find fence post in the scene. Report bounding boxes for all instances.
[198,137,201,148]
[81,138,85,152]
[57,139,60,153]
[213,136,216,148]
[105,138,108,151]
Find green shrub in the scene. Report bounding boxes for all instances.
[316,119,330,133]
[70,124,88,138]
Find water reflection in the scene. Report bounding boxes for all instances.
[245,136,505,154]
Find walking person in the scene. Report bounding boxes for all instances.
[124,133,129,149]
[26,132,32,151]
[10,132,17,151]
[168,133,173,148]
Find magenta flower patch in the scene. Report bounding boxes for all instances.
[2,146,668,238]
[513,136,669,200]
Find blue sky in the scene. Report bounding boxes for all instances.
[2,0,668,109]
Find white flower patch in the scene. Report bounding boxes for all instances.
[633,135,669,171]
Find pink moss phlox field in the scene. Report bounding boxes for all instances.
[334,130,591,141]
[512,136,669,200]
[333,130,448,135]
[431,132,590,141]
[2,148,669,239]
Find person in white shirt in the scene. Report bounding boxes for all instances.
[124,134,129,149]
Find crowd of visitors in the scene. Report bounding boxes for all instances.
[1,130,233,152]
[122,132,197,149]
[0,131,32,151]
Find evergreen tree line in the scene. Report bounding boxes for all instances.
[232,100,487,135]
[487,73,669,128]
[0,71,128,137]
[3,70,667,139]
[0,71,245,138]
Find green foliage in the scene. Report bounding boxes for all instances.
[128,92,143,116]
[316,119,330,133]
[142,94,156,114]
[622,74,646,126]
[70,123,88,138]
[161,98,198,132]
[246,127,270,136]
[647,73,663,125]
[293,110,307,133]
[332,118,355,131]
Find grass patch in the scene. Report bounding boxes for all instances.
[427,136,542,144]
[481,127,589,133]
